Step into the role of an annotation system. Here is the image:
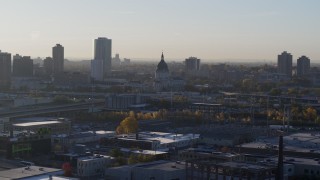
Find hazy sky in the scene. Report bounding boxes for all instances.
[0,0,319,61]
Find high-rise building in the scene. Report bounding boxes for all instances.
[112,53,121,67]
[94,37,112,77]
[12,54,33,77]
[277,51,292,77]
[297,55,310,77]
[185,57,200,73]
[43,57,53,76]
[0,50,11,89]
[90,59,104,82]
[52,44,64,76]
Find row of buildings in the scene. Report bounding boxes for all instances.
[278,51,311,77]
[0,44,64,89]
[1,115,320,179]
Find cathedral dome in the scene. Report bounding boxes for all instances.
[156,52,169,72]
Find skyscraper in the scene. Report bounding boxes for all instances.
[185,57,200,73]
[297,56,310,77]
[43,57,53,76]
[0,50,11,89]
[12,54,33,77]
[52,44,64,76]
[277,51,292,77]
[94,37,112,77]
[90,59,104,82]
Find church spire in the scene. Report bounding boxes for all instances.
[161,52,164,61]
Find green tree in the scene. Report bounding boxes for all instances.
[110,148,123,158]
[269,88,282,96]
[53,95,71,104]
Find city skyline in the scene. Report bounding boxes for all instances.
[0,0,320,61]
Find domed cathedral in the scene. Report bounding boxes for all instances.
[154,52,170,91]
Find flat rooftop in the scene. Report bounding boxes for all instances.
[0,166,62,180]
[108,160,184,171]
[118,131,200,144]
[13,120,62,127]
[240,132,320,153]
[132,149,168,155]
[192,103,222,106]
[136,161,185,171]
[283,157,320,166]
[78,155,110,162]
[219,161,275,170]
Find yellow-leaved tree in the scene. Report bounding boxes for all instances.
[116,116,138,134]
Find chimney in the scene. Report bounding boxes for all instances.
[277,133,284,180]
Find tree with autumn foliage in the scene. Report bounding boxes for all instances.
[303,107,317,122]
[116,116,138,134]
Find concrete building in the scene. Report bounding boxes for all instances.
[239,132,320,159]
[185,56,200,74]
[0,50,11,89]
[278,51,292,77]
[90,58,104,82]
[94,37,112,77]
[122,58,131,66]
[77,155,111,178]
[52,130,115,153]
[0,118,71,158]
[186,159,277,180]
[297,55,310,77]
[112,53,121,67]
[106,160,186,180]
[282,157,320,179]
[43,57,53,76]
[53,44,64,76]
[101,131,200,151]
[12,55,34,77]
[179,147,243,162]
[0,166,67,180]
[105,94,149,110]
[11,118,71,135]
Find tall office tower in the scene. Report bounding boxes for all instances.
[297,55,310,77]
[185,57,200,72]
[94,37,112,77]
[12,54,33,77]
[0,50,12,89]
[277,51,292,77]
[52,44,64,76]
[43,57,53,76]
[90,59,104,82]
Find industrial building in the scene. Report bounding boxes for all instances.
[0,118,71,158]
[106,160,186,180]
[77,154,111,178]
[101,131,200,151]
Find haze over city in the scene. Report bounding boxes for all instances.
[1,0,320,61]
[2,1,320,179]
